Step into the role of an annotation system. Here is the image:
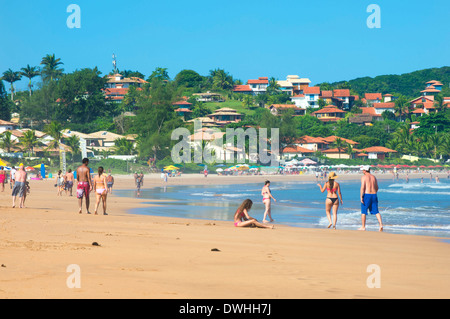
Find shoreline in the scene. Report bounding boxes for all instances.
[0,172,449,298]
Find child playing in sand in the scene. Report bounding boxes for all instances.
[234,199,274,229]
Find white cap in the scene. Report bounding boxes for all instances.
[360,165,370,171]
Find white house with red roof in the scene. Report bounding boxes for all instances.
[332,89,352,110]
[104,73,147,103]
[247,77,269,95]
[364,93,382,105]
[303,86,321,108]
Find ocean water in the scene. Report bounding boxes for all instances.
[117,178,450,238]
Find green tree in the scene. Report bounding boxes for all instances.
[133,79,183,160]
[20,130,39,155]
[331,137,344,159]
[147,67,170,82]
[209,68,233,90]
[55,68,109,124]
[113,137,135,155]
[2,69,22,101]
[44,121,63,150]
[40,54,64,82]
[175,69,204,88]
[20,65,40,96]
[0,131,16,153]
[0,81,12,121]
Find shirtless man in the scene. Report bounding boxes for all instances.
[65,169,74,196]
[106,173,114,194]
[76,158,92,214]
[359,166,383,231]
[12,164,27,208]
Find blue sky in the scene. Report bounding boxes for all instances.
[1,0,449,91]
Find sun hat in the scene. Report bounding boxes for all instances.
[328,172,338,179]
[360,165,370,171]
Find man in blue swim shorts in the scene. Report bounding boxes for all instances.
[359,166,383,231]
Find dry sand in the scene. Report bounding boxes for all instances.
[0,172,449,299]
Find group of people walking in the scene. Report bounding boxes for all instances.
[0,164,31,208]
[234,165,383,232]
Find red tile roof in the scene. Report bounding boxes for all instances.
[364,93,382,101]
[303,86,320,94]
[361,107,381,117]
[104,88,129,95]
[312,106,346,114]
[282,145,314,154]
[333,89,350,97]
[172,100,192,106]
[233,85,252,92]
[373,102,395,109]
[320,90,333,98]
[362,146,397,153]
[247,77,269,84]
[321,135,359,145]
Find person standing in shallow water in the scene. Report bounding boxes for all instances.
[359,166,383,232]
[317,172,343,229]
[261,180,276,223]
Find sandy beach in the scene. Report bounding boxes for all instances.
[0,172,449,299]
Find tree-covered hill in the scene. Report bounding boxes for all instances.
[318,66,450,98]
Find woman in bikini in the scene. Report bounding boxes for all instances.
[317,172,343,229]
[234,199,274,229]
[93,166,108,215]
[262,180,276,223]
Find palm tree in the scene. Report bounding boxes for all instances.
[114,137,135,155]
[44,121,63,150]
[394,96,409,122]
[0,131,16,153]
[20,130,39,156]
[40,54,64,82]
[64,135,80,154]
[243,95,254,109]
[345,142,356,159]
[2,69,22,101]
[331,137,344,159]
[267,77,280,95]
[210,69,233,90]
[20,65,40,96]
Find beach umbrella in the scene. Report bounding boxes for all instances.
[216,168,224,172]
[419,165,427,168]
[0,158,10,166]
[237,166,249,170]
[164,165,179,170]
[25,166,35,171]
[33,164,49,168]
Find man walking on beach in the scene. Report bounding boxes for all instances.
[12,164,27,208]
[359,165,383,231]
[76,158,92,214]
[65,169,74,196]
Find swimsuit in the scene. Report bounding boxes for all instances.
[361,194,379,215]
[0,173,5,183]
[327,197,338,205]
[96,188,106,195]
[76,181,90,199]
[12,181,26,197]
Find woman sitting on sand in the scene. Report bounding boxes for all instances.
[93,166,108,215]
[262,180,276,223]
[317,172,343,229]
[234,199,273,229]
